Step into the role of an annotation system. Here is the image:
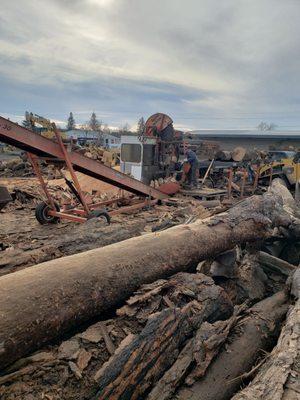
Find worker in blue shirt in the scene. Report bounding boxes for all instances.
[185,149,199,188]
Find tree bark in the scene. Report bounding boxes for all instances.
[232,269,300,400]
[177,292,288,400]
[258,251,296,276]
[93,275,233,400]
[0,187,297,369]
[176,291,289,400]
[147,305,246,400]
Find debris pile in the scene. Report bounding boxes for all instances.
[0,158,33,178]
[0,179,299,400]
[80,145,120,167]
[0,260,298,400]
[214,146,266,162]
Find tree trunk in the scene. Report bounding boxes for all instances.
[0,187,297,369]
[147,305,246,400]
[232,269,300,400]
[231,147,246,162]
[215,150,232,161]
[93,275,233,400]
[176,291,289,400]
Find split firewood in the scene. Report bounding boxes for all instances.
[232,268,300,400]
[93,276,233,400]
[98,322,116,355]
[0,179,299,369]
[176,290,289,400]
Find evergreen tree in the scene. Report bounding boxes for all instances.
[137,117,145,135]
[89,112,101,131]
[67,112,76,131]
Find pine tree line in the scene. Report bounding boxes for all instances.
[66,112,146,134]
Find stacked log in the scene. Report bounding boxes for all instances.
[176,291,289,400]
[231,146,246,162]
[0,267,295,400]
[232,268,300,400]
[94,274,233,400]
[215,150,232,161]
[215,147,246,162]
[215,146,257,162]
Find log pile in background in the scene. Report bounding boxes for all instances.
[0,157,33,178]
[215,146,266,162]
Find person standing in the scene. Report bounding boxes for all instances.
[186,149,199,188]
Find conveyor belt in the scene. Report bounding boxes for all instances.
[0,116,167,199]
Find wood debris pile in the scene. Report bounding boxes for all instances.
[0,179,299,400]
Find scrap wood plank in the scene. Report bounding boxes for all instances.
[180,188,227,200]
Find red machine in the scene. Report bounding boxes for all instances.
[144,113,174,138]
[0,116,167,224]
[137,113,184,183]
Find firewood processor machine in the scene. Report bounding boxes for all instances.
[0,117,177,224]
[0,114,182,224]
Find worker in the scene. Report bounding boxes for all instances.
[185,149,199,188]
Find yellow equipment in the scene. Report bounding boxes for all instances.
[25,112,67,140]
[102,149,120,167]
[259,150,300,187]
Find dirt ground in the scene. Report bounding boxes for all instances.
[0,177,211,277]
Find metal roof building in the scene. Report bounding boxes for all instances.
[190,130,300,150]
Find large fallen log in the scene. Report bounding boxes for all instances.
[0,184,297,369]
[176,291,289,400]
[232,269,300,400]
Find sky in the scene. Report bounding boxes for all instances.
[0,0,300,131]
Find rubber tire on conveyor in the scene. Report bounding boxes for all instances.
[35,201,60,225]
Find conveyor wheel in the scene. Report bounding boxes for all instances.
[87,209,111,224]
[35,201,60,225]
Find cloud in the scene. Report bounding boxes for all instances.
[0,0,300,129]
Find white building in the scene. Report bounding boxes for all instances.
[65,129,98,140]
[102,133,121,149]
[65,129,121,149]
